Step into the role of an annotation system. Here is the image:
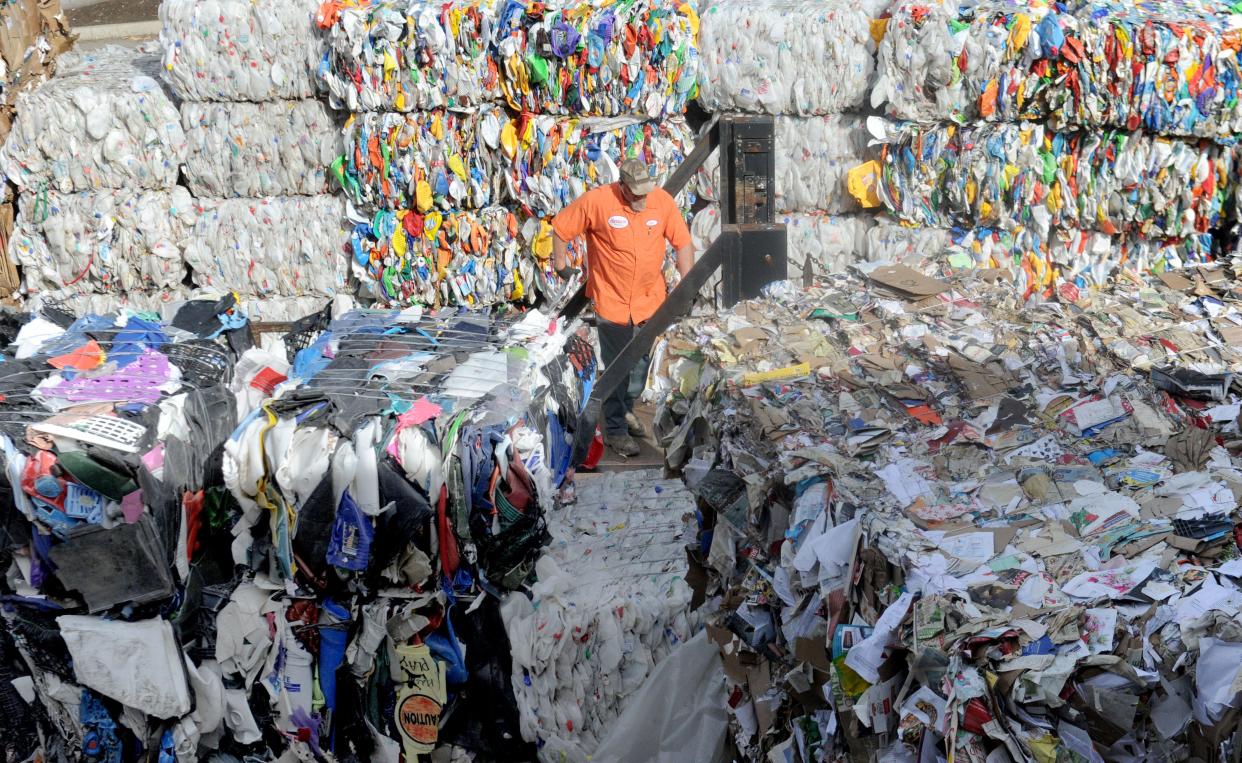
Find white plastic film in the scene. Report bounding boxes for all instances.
[2,46,186,193]
[319,0,500,113]
[159,0,324,102]
[696,0,877,116]
[184,196,350,297]
[181,100,343,198]
[10,187,194,296]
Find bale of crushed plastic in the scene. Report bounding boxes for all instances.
[876,0,1242,139]
[337,108,507,213]
[696,0,876,115]
[867,219,1216,291]
[181,101,343,198]
[876,121,1234,239]
[350,206,535,308]
[184,196,350,298]
[319,0,500,113]
[495,0,698,118]
[9,187,195,296]
[2,46,186,193]
[502,470,702,759]
[703,115,873,214]
[159,0,323,102]
[692,205,874,282]
[505,116,696,217]
[339,109,696,218]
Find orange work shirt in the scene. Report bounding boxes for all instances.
[551,184,692,325]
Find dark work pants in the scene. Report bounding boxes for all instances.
[596,318,650,436]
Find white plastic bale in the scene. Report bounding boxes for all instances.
[36,290,331,323]
[704,115,872,213]
[184,196,350,297]
[159,0,324,102]
[9,187,194,296]
[501,470,703,762]
[319,0,501,113]
[696,0,878,116]
[181,100,344,198]
[692,205,874,282]
[2,46,186,192]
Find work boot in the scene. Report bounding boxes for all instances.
[625,412,646,438]
[605,432,641,458]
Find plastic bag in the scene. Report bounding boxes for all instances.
[2,46,185,192]
[181,100,344,198]
[876,0,1242,140]
[318,0,501,113]
[692,205,874,282]
[696,0,876,115]
[184,196,350,297]
[160,0,324,101]
[494,0,698,118]
[9,187,194,296]
[350,205,536,308]
[876,121,1234,238]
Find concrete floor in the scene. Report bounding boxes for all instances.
[67,0,158,28]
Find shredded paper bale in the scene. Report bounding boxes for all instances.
[876,121,1234,238]
[351,205,535,307]
[876,0,1242,139]
[495,0,698,118]
[180,100,343,198]
[9,187,194,296]
[502,469,701,761]
[184,196,350,297]
[696,0,876,115]
[318,0,500,113]
[868,219,1215,293]
[2,46,186,192]
[159,0,324,101]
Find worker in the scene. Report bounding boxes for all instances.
[551,158,695,457]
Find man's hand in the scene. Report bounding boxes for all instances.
[555,265,581,281]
